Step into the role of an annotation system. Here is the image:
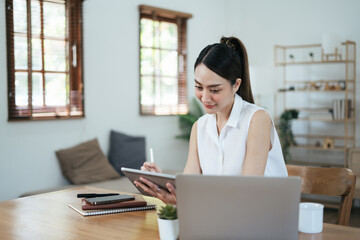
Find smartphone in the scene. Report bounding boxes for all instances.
[85,194,135,205]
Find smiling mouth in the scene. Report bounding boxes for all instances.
[204,104,215,109]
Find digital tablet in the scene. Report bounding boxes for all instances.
[121,167,176,197]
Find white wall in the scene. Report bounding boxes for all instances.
[0,0,227,201]
[225,0,360,164]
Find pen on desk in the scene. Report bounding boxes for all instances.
[77,193,120,198]
[149,147,154,163]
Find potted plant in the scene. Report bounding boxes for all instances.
[289,54,295,63]
[176,98,204,140]
[309,52,314,61]
[157,204,178,240]
[277,109,299,162]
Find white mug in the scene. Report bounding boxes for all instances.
[298,202,324,233]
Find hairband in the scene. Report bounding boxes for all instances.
[225,39,237,51]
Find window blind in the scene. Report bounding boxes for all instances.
[139,5,192,116]
[6,0,84,121]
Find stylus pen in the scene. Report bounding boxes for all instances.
[77,193,119,198]
[150,147,154,163]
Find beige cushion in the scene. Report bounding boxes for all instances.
[56,139,120,184]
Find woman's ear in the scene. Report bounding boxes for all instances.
[234,78,241,92]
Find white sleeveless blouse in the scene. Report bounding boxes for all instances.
[197,94,288,177]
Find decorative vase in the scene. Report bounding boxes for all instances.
[157,218,179,240]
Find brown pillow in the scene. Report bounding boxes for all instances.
[56,139,120,184]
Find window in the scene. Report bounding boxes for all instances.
[6,0,84,120]
[139,5,192,115]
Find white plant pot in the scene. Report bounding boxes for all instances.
[157,218,179,240]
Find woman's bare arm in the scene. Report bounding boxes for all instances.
[183,121,202,174]
[242,110,272,176]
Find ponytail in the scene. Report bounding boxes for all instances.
[195,36,254,104]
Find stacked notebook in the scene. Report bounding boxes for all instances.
[68,194,156,216]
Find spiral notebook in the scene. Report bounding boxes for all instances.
[68,200,156,217]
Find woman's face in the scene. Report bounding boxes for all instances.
[194,63,240,115]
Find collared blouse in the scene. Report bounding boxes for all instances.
[197,94,288,176]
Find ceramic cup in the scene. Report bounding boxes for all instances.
[298,202,324,233]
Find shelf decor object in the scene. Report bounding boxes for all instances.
[274,41,356,167]
[323,138,335,149]
[322,33,342,61]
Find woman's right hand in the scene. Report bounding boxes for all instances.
[138,162,177,204]
[134,178,177,205]
[141,162,162,173]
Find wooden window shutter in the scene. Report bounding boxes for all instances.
[139,5,192,115]
[6,0,85,121]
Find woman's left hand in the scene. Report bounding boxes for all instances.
[134,177,177,205]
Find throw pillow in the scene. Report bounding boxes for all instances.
[56,138,120,184]
[108,130,146,176]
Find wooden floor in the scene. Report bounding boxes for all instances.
[324,206,360,228]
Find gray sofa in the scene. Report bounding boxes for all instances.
[21,170,180,197]
[20,177,139,197]
[20,130,182,198]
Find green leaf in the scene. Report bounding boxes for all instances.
[158,204,177,220]
[175,98,204,141]
[277,109,298,162]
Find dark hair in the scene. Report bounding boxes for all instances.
[194,36,254,104]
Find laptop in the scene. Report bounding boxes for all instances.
[176,175,301,240]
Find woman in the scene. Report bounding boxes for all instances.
[135,36,287,204]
